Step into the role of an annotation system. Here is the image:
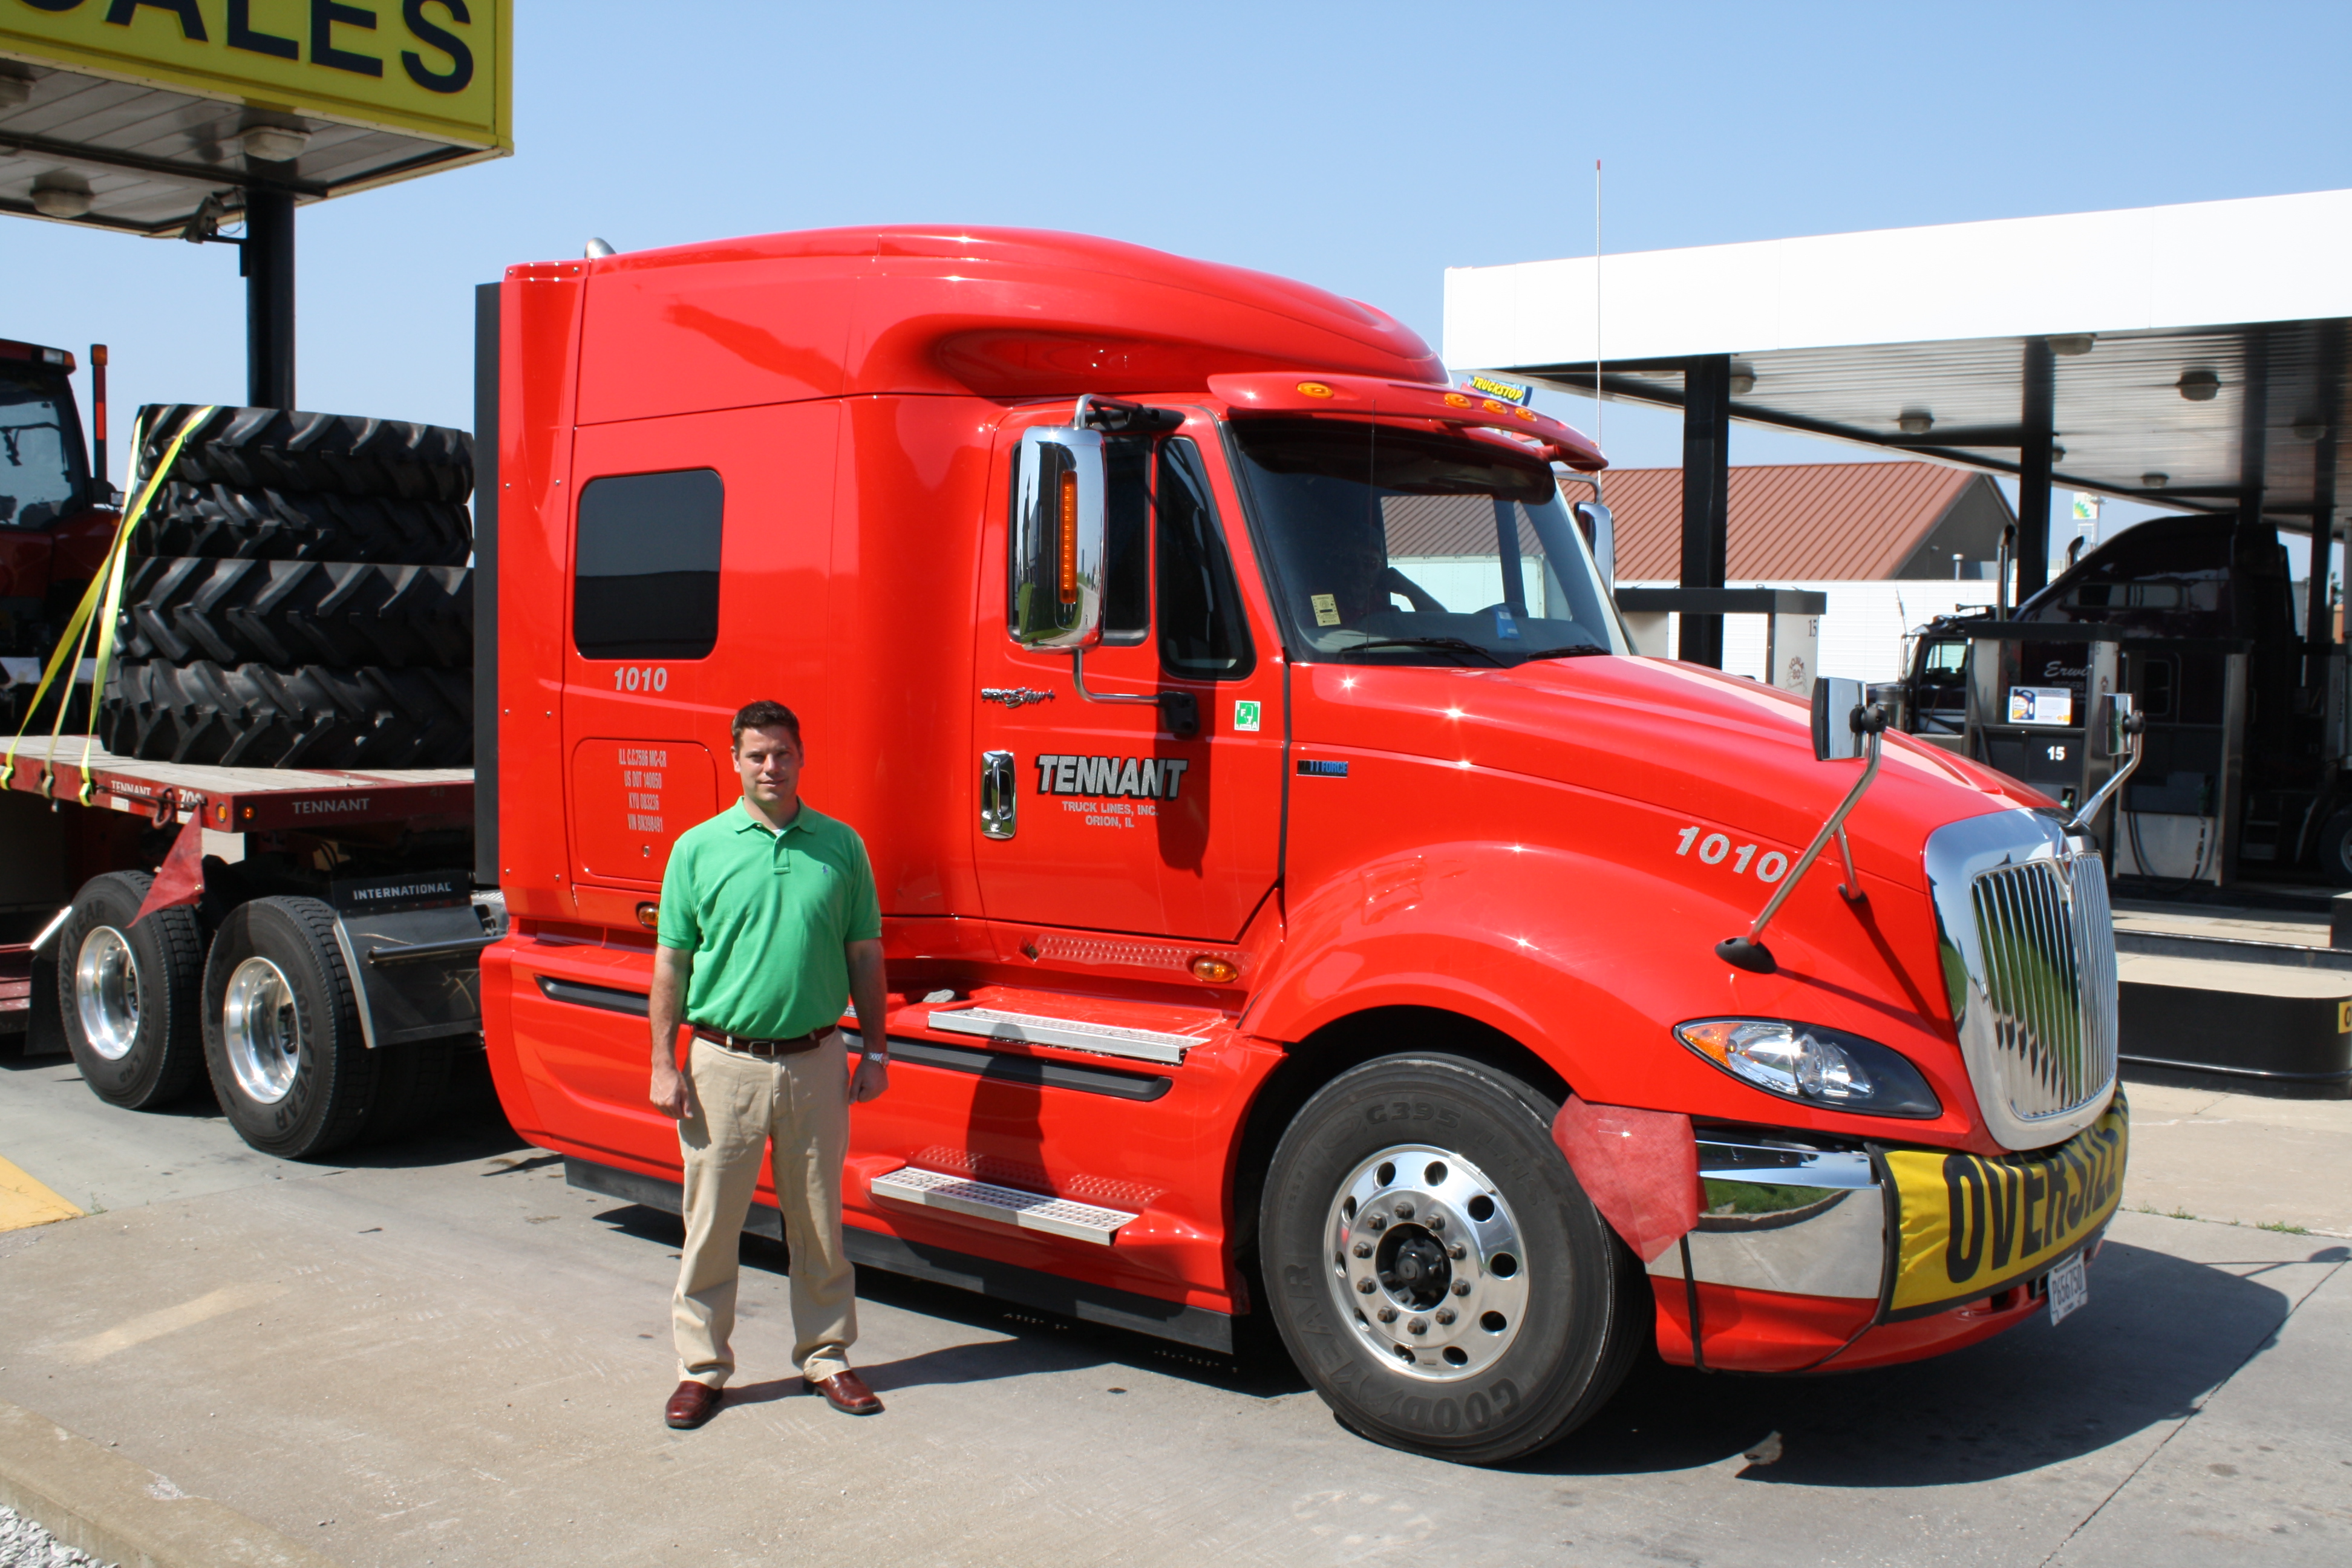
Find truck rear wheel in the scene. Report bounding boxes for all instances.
[1259,1054,1646,1465]
[56,872,207,1109]
[200,898,377,1159]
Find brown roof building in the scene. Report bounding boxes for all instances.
[1597,461,2015,581]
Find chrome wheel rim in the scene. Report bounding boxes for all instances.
[1324,1144,1529,1382]
[223,957,301,1105]
[72,926,141,1061]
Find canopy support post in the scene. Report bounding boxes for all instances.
[2014,338,2056,601]
[244,185,295,410]
[1679,354,1731,667]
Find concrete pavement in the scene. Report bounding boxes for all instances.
[0,1050,2346,1567]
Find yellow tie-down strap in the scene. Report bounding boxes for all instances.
[1881,1090,2129,1320]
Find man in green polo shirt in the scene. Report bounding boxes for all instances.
[648,699,890,1428]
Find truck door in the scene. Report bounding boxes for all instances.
[971,415,1281,941]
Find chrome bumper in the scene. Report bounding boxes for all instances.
[1645,1134,1886,1302]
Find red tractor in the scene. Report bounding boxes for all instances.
[0,338,116,733]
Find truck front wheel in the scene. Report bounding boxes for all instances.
[56,872,207,1108]
[200,898,377,1159]
[1259,1054,1646,1465]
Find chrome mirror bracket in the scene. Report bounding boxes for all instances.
[1717,707,1889,975]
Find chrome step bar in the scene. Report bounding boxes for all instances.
[869,1165,1136,1246]
[926,1005,1199,1065]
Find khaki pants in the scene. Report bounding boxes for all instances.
[673,1032,856,1387]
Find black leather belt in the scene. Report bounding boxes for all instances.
[691,1024,832,1058]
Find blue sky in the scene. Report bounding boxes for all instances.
[11,0,2351,558]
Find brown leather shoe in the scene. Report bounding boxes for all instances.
[664,1379,722,1429]
[806,1368,883,1415]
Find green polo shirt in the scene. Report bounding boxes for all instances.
[656,799,882,1040]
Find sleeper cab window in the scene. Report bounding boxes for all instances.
[573,468,724,660]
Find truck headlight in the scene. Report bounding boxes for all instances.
[1673,1019,1941,1118]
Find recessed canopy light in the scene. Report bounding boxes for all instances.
[2048,335,2095,357]
[1728,363,1756,396]
[1896,411,1933,436]
[2291,417,2328,443]
[30,175,90,219]
[0,71,32,109]
[2178,369,2221,402]
[2141,472,2170,489]
[237,123,310,163]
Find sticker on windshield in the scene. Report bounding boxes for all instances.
[1311,593,1342,627]
[1233,699,1261,733]
[1494,607,1521,639]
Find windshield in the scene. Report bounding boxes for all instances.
[1228,417,1627,666]
[0,362,88,531]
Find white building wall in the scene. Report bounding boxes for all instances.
[1619,580,2008,684]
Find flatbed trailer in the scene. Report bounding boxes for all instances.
[1,736,491,1149]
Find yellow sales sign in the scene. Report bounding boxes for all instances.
[2,0,509,150]
[1882,1092,2129,1319]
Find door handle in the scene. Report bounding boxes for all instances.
[981,750,1017,839]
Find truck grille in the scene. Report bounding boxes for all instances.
[1927,812,2119,1150]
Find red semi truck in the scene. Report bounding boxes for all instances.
[19,228,2129,1465]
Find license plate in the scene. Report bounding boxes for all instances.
[2047,1250,2088,1326]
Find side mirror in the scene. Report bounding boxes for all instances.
[1010,426,1106,650]
[1572,500,1615,588]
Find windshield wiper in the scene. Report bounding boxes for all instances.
[1515,644,1611,661]
[1339,636,1507,666]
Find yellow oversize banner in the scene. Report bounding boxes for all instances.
[1883,1091,2129,1318]
[1,1,509,150]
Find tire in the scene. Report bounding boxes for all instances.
[361,1039,456,1144]
[140,406,472,505]
[2318,810,2352,887]
[200,897,376,1158]
[1259,1053,1648,1465]
[120,558,472,668]
[101,661,472,769]
[54,871,209,1109]
[136,483,472,566]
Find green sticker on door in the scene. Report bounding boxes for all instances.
[1234,699,1261,733]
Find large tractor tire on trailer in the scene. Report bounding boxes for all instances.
[101,660,472,769]
[54,871,209,1109]
[137,482,472,566]
[1258,1054,1649,1465]
[200,897,377,1159]
[120,558,472,668]
[140,406,472,505]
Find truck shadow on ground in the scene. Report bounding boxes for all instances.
[591,1200,1313,1402]
[1529,1238,2345,1486]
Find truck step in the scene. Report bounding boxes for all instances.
[926,1004,1198,1065]
[869,1165,1137,1244]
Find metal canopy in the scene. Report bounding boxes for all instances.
[1445,190,2350,658]
[0,63,490,235]
[1445,190,2351,529]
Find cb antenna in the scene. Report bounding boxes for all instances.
[1593,158,1603,452]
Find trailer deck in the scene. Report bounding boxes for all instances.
[0,737,474,1033]
[0,736,472,832]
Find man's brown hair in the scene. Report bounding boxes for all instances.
[731,700,802,753]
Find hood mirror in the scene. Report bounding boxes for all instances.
[2065,692,2145,834]
[1717,678,1895,974]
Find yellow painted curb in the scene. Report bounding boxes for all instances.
[0,1156,83,1232]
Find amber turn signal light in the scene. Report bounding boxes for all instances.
[636,901,659,931]
[1057,469,1079,604]
[1189,955,1238,984]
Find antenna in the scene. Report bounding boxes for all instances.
[1593,158,1603,452]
